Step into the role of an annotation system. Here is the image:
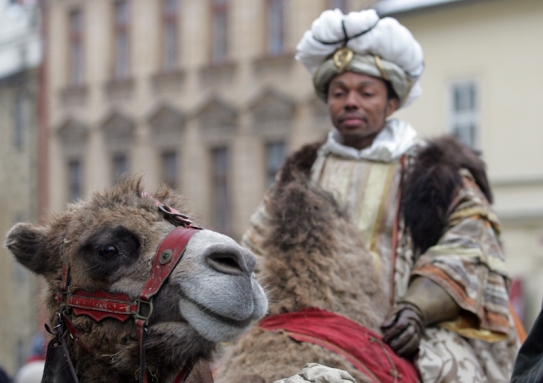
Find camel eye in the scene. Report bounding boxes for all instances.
[99,245,119,259]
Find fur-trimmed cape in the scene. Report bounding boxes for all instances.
[401,136,492,254]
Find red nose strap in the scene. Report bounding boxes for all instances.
[139,226,199,317]
[136,226,200,383]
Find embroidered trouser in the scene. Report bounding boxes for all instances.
[417,327,517,383]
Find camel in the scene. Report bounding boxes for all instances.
[214,145,418,383]
[4,178,268,383]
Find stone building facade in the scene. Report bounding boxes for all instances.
[45,0,543,329]
[46,0,374,237]
[0,0,41,374]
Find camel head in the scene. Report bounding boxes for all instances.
[4,178,268,383]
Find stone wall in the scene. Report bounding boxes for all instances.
[0,69,39,375]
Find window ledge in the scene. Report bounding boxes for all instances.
[59,84,89,106]
[203,59,237,70]
[151,69,186,93]
[252,51,295,74]
[104,78,135,100]
[199,61,238,87]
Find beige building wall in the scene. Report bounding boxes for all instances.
[390,0,543,326]
[0,70,39,375]
[47,0,373,233]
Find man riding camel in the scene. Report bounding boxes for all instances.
[242,8,521,382]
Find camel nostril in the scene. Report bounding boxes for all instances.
[206,253,244,275]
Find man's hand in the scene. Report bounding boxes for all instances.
[380,302,425,358]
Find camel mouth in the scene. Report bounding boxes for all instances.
[178,294,257,342]
[182,295,254,329]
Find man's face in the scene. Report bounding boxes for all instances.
[327,71,398,149]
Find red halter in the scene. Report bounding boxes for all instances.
[51,194,203,383]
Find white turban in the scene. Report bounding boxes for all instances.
[296,9,424,108]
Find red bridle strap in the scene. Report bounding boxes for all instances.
[140,227,199,301]
[136,227,200,383]
[65,290,136,322]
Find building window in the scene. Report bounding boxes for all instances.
[68,159,83,201]
[112,153,129,182]
[161,150,178,189]
[14,92,24,148]
[328,0,348,12]
[266,0,284,56]
[69,8,84,85]
[210,0,228,64]
[161,0,178,72]
[450,81,478,148]
[113,0,130,79]
[265,141,285,187]
[211,147,230,234]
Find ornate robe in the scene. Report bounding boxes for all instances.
[242,121,520,383]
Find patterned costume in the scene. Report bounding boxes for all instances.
[242,125,520,382]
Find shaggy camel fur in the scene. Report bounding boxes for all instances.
[4,178,268,383]
[214,149,391,383]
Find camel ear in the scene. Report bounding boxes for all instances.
[4,223,50,275]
